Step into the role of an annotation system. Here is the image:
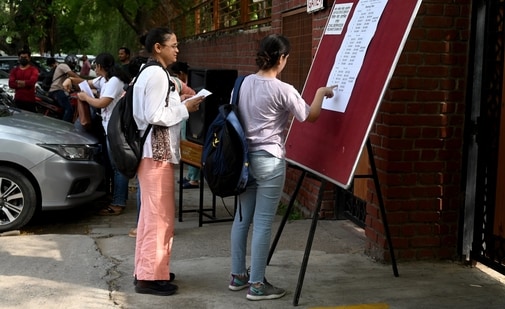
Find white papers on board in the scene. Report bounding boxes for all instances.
[323,0,388,113]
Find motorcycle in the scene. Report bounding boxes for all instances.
[0,87,15,108]
[35,83,78,120]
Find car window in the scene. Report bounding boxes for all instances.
[0,58,18,73]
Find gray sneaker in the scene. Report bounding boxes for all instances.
[229,274,250,291]
[246,281,286,301]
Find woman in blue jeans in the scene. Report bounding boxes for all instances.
[228,34,336,301]
[75,52,132,215]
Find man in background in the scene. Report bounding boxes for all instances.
[80,54,91,77]
[8,49,39,112]
[48,54,80,122]
[118,47,131,74]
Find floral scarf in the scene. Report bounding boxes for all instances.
[150,59,172,161]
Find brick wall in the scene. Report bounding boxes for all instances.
[177,0,472,262]
[365,0,471,261]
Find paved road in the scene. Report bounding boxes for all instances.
[2,176,505,309]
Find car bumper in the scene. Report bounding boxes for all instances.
[30,155,105,209]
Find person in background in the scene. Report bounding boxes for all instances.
[132,27,203,296]
[69,72,111,206]
[170,61,200,189]
[118,47,131,74]
[8,49,39,112]
[80,54,91,77]
[48,54,81,122]
[228,34,336,301]
[129,34,150,239]
[74,53,131,216]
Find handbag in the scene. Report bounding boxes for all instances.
[77,99,92,130]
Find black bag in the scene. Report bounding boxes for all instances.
[41,68,55,91]
[107,62,164,178]
[202,76,248,197]
[41,68,67,92]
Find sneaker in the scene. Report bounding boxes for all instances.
[229,273,250,291]
[246,281,286,301]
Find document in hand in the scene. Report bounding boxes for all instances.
[78,81,94,97]
[182,88,212,104]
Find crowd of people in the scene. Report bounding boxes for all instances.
[9,28,336,301]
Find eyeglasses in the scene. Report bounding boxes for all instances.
[161,43,178,49]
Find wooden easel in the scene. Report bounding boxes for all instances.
[268,139,398,306]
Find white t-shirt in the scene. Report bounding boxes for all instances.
[132,65,189,163]
[98,76,125,131]
[91,76,105,94]
[237,74,310,159]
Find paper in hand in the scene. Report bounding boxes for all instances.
[182,88,212,104]
[78,81,94,98]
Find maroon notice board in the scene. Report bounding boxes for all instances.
[285,0,422,188]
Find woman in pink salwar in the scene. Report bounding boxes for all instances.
[132,27,203,296]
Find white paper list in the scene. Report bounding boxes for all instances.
[323,0,388,113]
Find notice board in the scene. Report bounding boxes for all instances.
[286,0,422,188]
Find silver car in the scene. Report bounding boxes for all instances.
[0,104,104,232]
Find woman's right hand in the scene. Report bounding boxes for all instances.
[319,85,337,98]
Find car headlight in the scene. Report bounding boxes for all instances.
[39,144,99,160]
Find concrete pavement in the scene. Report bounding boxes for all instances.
[1,167,505,308]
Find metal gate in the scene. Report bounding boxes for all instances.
[464,0,505,274]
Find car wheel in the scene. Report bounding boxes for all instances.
[0,167,37,232]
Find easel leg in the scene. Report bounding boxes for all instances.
[199,169,205,227]
[366,139,399,277]
[292,179,326,306]
[268,169,307,265]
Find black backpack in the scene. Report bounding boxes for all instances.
[107,62,166,178]
[41,68,66,92]
[40,68,55,91]
[202,76,248,197]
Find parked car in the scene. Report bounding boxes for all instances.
[0,104,105,232]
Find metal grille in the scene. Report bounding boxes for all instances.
[336,183,366,227]
[472,0,505,274]
[172,0,272,39]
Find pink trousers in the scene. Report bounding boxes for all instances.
[134,158,175,280]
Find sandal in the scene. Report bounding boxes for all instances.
[182,181,199,189]
[98,205,124,216]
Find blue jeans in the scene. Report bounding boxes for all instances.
[106,139,129,207]
[50,90,74,122]
[230,150,286,283]
[187,165,200,182]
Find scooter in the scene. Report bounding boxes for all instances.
[0,87,15,107]
[35,83,78,120]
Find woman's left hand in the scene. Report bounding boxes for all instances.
[77,92,89,102]
[184,95,205,113]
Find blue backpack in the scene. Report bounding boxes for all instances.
[202,76,248,197]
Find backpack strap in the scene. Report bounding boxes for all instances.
[133,62,161,138]
[231,75,246,106]
[229,75,247,220]
[134,61,173,138]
